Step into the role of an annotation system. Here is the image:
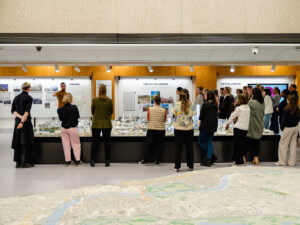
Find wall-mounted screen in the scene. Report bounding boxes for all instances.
[248,83,288,97]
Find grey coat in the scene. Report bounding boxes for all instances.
[246,99,265,139]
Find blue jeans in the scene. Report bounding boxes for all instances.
[198,132,214,159]
[264,113,272,129]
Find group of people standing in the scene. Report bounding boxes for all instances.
[11,81,299,170]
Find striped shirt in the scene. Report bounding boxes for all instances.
[147,105,167,130]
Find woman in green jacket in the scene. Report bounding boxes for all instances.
[244,88,265,165]
[90,84,113,167]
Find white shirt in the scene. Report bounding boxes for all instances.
[264,95,273,114]
[226,104,250,131]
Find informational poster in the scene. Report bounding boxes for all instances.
[96,80,112,99]
[0,77,91,118]
[118,77,193,118]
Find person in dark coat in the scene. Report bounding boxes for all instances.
[289,84,298,102]
[219,87,234,119]
[277,89,289,130]
[198,90,218,167]
[11,82,35,168]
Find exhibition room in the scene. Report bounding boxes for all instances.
[1,1,300,224]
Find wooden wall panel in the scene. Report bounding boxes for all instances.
[196,71,217,90]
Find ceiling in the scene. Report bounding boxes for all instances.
[0,44,300,66]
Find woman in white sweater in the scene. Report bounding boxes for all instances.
[263,88,273,129]
[226,95,250,164]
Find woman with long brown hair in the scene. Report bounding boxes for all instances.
[90,84,113,167]
[275,94,300,167]
[172,89,196,172]
[198,90,218,167]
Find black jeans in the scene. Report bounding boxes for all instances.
[233,128,247,164]
[91,128,112,162]
[174,129,194,169]
[270,109,279,134]
[144,129,166,163]
[245,137,261,161]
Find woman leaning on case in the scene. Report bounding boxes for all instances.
[90,84,113,167]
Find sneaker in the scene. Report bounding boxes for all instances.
[188,167,193,171]
[174,167,180,172]
[274,162,281,166]
[155,161,160,167]
[21,163,34,168]
[139,160,148,166]
[90,161,95,167]
[75,161,84,166]
[65,161,72,166]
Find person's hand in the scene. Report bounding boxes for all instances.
[276,107,279,113]
[17,122,23,129]
[22,116,27,123]
[225,124,229,130]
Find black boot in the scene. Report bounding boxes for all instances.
[210,154,218,165]
[105,160,110,167]
[90,160,95,167]
[16,162,21,168]
[201,156,211,167]
[21,163,34,168]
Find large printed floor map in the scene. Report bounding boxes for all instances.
[1,166,300,225]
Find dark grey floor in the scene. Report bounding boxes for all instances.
[0,132,299,198]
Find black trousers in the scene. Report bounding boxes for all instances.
[174,129,194,169]
[144,129,165,163]
[245,137,261,160]
[270,109,279,134]
[233,128,247,164]
[91,128,112,162]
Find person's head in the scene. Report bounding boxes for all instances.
[281,89,290,98]
[247,86,253,95]
[237,95,249,105]
[285,94,300,115]
[60,82,66,91]
[252,88,264,103]
[179,89,190,114]
[98,84,108,99]
[236,89,243,95]
[154,95,161,105]
[255,84,261,89]
[62,93,73,104]
[196,86,203,95]
[206,90,217,107]
[176,87,183,95]
[213,89,219,97]
[224,87,231,95]
[220,88,224,95]
[243,86,248,94]
[273,87,280,95]
[289,84,297,92]
[264,88,271,96]
[22,82,31,92]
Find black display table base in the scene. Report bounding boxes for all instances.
[33,135,280,164]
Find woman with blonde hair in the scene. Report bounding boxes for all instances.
[57,93,82,166]
[90,84,113,167]
[172,89,196,172]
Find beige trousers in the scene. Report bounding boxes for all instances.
[278,125,298,166]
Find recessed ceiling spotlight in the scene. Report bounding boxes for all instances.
[251,47,259,55]
[75,66,80,72]
[189,66,194,72]
[54,65,59,73]
[22,65,28,72]
[230,65,235,73]
[148,65,154,73]
[106,65,111,72]
[271,65,276,72]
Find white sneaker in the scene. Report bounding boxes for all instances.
[274,162,281,166]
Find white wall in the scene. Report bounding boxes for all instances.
[217,76,295,96]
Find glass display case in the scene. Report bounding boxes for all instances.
[34,117,274,137]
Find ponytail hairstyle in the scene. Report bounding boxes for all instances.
[285,94,300,115]
[206,90,217,108]
[179,89,191,114]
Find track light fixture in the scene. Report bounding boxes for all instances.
[55,65,59,73]
[75,66,80,72]
[22,65,28,72]
[230,65,235,73]
[148,65,153,73]
[189,66,194,72]
[271,65,276,72]
[106,65,111,72]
